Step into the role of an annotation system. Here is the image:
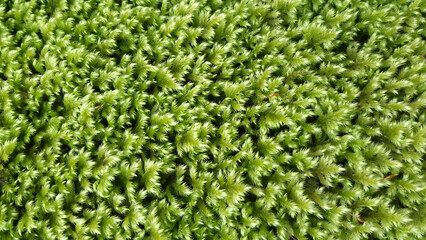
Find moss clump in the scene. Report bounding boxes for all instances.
[0,0,425,239]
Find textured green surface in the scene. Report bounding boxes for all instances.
[0,0,425,239]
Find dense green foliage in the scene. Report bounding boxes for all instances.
[0,0,425,239]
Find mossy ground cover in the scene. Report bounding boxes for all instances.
[0,0,425,239]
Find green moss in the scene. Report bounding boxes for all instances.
[0,0,425,239]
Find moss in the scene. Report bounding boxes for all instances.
[0,0,425,239]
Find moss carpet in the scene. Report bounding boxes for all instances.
[0,0,425,239]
